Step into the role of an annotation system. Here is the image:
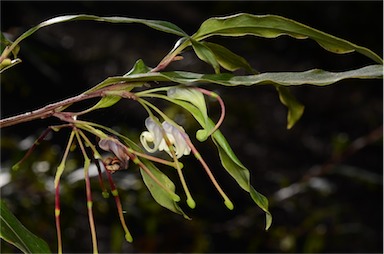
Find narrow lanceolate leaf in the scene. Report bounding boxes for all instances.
[191,13,382,64]
[163,96,272,230]
[139,166,190,220]
[276,86,305,129]
[90,64,383,90]
[201,42,255,73]
[212,136,272,230]
[191,39,221,74]
[0,200,51,253]
[6,15,187,59]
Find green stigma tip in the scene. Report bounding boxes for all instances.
[102,191,110,199]
[196,129,208,142]
[187,198,196,209]
[125,233,133,243]
[224,200,234,210]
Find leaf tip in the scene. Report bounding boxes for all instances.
[265,212,273,231]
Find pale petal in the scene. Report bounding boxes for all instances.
[145,117,163,146]
[162,121,191,158]
[140,117,163,153]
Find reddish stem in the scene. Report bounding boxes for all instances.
[55,183,63,254]
[12,127,53,170]
[105,170,133,242]
[94,159,109,198]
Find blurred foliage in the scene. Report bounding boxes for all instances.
[1,1,383,253]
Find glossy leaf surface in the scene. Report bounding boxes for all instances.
[192,13,382,64]
[0,200,51,253]
[91,64,383,91]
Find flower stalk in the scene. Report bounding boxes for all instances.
[74,129,99,254]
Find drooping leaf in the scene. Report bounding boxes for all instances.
[191,13,382,64]
[201,42,255,73]
[249,186,273,230]
[212,136,272,230]
[139,166,190,219]
[123,138,190,219]
[5,14,187,62]
[276,86,305,129]
[0,199,51,253]
[191,39,221,73]
[162,94,272,229]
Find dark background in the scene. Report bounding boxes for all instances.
[1,1,383,253]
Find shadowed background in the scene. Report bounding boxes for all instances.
[1,1,383,253]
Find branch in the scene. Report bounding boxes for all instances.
[0,88,107,128]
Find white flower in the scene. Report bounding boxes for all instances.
[140,117,191,158]
[140,117,164,153]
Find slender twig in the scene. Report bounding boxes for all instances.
[0,83,132,128]
[0,91,97,128]
[12,127,53,170]
[0,36,189,129]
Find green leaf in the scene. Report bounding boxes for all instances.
[276,86,305,129]
[201,42,255,73]
[167,86,209,127]
[0,199,51,253]
[90,64,383,90]
[86,95,121,111]
[161,94,272,229]
[192,13,382,64]
[124,59,152,76]
[85,59,151,94]
[139,166,190,220]
[191,39,221,74]
[249,186,273,230]
[124,139,190,219]
[212,135,272,230]
[5,14,187,62]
